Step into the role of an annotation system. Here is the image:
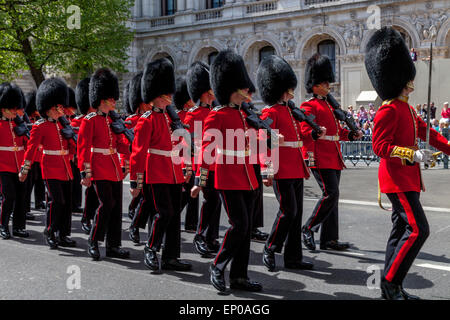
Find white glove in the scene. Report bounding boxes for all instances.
[413,149,434,165]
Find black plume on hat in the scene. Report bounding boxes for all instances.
[122,80,132,114]
[141,58,175,103]
[75,77,91,115]
[67,87,76,109]
[25,91,37,116]
[210,50,251,105]
[365,26,416,101]
[129,72,143,114]
[257,55,297,105]
[0,82,24,110]
[36,77,68,116]
[186,61,211,103]
[174,77,191,110]
[89,68,120,109]
[304,53,335,94]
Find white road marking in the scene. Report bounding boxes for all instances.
[416,263,450,272]
[436,225,450,233]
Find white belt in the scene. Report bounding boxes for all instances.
[320,135,340,142]
[148,148,179,157]
[217,148,250,158]
[43,149,69,156]
[280,141,303,148]
[91,147,117,155]
[0,146,24,152]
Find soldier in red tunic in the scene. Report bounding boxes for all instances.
[173,77,200,236]
[127,71,155,244]
[185,61,222,256]
[0,83,29,239]
[367,27,450,300]
[191,50,262,292]
[20,78,77,249]
[130,58,192,272]
[257,55,325,272]
[78,68,131,260]
[300,53,363,252]
[73,78,100,234]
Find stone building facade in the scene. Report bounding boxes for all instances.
[128,0,450,112]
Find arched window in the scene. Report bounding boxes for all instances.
[259,46,276,63]
[317,40,336,74]
[208,52,218,65]
[153,53,174,67]
[161,0,176,16]
[206,0,224,9]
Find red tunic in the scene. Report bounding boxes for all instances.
[300,97,350,170]
[29,117,43,163]
[373,98,450,193]
[196,105,259,191]
[23,118,75,180]
[130,109,184,185]
[77,111,130,182]
[70,114,84,134]
[0,118,28,173]
[260,104,310,180]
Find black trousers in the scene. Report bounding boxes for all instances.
[71,160,82,209]
[214,189,256,279]
[267,179,304,262]
[146,183,182,260]
[131,189,156,229]
[44,179,72,236]
[81,185,99,223]
[384,192,430,285]
[252,164,264,229]
[25,162,46,211]
[128,192,142,212]
[196,171,221,243]
[181,175,199,229]
[0,172,27,229]
[90,180,123,247]
[304,168,341,243]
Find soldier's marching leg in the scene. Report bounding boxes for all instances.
[251,164,267,242]
[44,180,65,249]
[105,181,129,259]
[33,163,46,210]
[58,181,76,247]
[129,191,149,244]
[0,173,18,239]
[11,176,29,238]
[81,185,99,234]
[71,160,83,213]
[183,175,198,232]
[128,192,141,220]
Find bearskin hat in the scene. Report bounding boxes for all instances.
[0,82,24,110]
[304,53,335,94]
[141,58,175,104]
[186,61,211,103]
[25,91,37,116]
[210,50,251,105]
[257,55,297,105]
[365,27,416,101]
[122,80,132,115]
[36,78,68,116]
[89,68,120,109]
[67,87,76,109]
[174,77,191,110]
[129,72,143,114]
[75,78,91,115]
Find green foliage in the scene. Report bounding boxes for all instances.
[0,0,135,84]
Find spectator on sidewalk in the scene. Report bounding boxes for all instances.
[357,105,368,125]
[430,102,437,120]
[368,104,376,122]
[441,102,450,124]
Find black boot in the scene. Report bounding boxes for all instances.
[12,228,29,238]
[161,259,192,271]
[400,286,421,300]
[206,240,220,254]
[87,239,100,261]
[44,230,58,249]
[106,246,130,259]
[143,245,159,271]
[251,229,269,242]
[230,278,262,292]
[193,234,213,256]
[301,225,316,251]
[58,235,77,247]
[380,278,405,300]
[320,240,350,251]
[0,226,11,240]
[209,264,226,292]
[262,246,276,272]
[80,219,92,235]
[128,226,140,244]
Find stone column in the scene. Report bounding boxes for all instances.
[133,0,142,17]
[177,0,185,11]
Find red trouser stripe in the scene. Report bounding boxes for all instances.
[214,191,232,266]
[268,182,284,249]
[308,170,328,229]
[91,182,103,240]
[385,192,419,282]
[0,176,4,223]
